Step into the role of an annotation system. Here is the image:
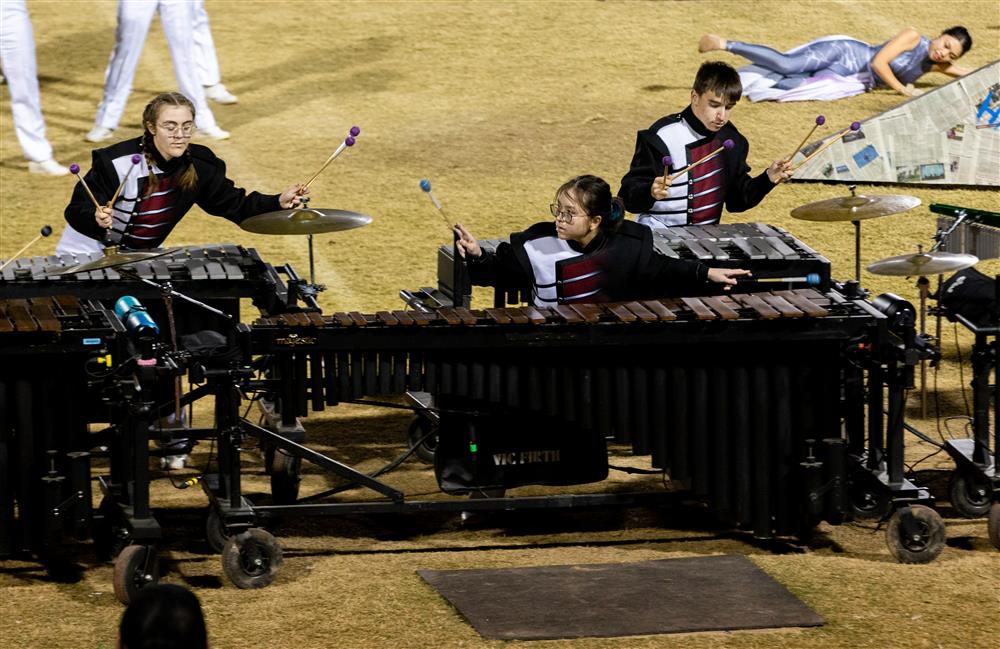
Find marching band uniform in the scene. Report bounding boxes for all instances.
[466,219,709,306]
[618,106,774,230]
[58,138,279,254]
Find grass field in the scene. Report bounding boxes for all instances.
[2,2,999,648]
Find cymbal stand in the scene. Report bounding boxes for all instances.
[848,186,861,281]
[116,268,233,321]
[917,275,930,418]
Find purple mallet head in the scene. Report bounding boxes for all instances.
[816,115,826,126]
[723,139,735,150]
[69,163,80,175]
[130,154,142,164]
[349,126,361,137]
[662,155,672,167]
[420,179,432,193]
[345,136,356,147]
[850,121,861,131]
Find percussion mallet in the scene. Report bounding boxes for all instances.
[785,115,825,162]
[792,121,861,171]
[69,163,103,211]
[107,154,142,207]
[303,126,360,190]
[419,179,454,230]
[742,273,821,286]
[0,225,53,273]
[661,155,672,181]
[667,139,734,182]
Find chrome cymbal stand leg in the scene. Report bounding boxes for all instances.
[853,219,861,282]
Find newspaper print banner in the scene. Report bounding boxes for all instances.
[792,60,1000,187]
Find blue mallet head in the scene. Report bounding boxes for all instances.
[420,179,432,193]
[806,273,821,286]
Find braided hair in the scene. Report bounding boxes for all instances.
[554,175,625,232]
[141,92,199,198]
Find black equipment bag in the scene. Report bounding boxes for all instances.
[434,398,608,494]
[938,267,998,326]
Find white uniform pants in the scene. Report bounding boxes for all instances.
[191,0,222,87]
[94,0,218,131]
[0,0,54,162]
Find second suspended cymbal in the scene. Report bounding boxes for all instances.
[791,194,921,222]
[239,208,372,235]
[866,251,979,276]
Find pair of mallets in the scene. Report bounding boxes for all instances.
[658,117,860,183]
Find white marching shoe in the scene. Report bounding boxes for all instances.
[28,159,70,176]
[86,126,114,142]
[204,83,238,104]
[196,125,231,140]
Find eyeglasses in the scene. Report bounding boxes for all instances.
[157,121,195,136]
[549,203,587,223]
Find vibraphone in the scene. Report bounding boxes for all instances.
[430,222,832,308]
[0,244,302,326]
[0,296,121,560]
[246,287,879,538]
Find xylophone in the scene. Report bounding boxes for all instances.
[432,222,831,308]
[248,287,879,538]
[933,203,1000,261]
[0,296,121,559]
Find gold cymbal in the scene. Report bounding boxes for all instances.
[791,194,921,222]
[50,247,174,275]
[866,251,979,276]
[239,208,372,235]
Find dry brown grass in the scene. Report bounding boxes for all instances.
[2,1,1000,648]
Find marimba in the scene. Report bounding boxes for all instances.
[247,287,879,537]
[0,296,120,559]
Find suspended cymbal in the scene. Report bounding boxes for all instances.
[49,247,174,275]
[791,194,921,222]
[866,251,979,276]
[239,208,372,235]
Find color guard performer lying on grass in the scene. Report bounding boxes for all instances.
[57,92,308,255]
[619,62,793,231]
[453,175,748,307]
[700,26,973,101]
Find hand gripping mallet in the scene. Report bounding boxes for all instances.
[303,126,360,190]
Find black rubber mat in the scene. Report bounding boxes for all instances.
[418,555,823,640]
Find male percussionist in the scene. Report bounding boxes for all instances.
[619,61,792,230]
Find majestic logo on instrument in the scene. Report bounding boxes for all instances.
[274,334,316,346]
[492,450,561,466]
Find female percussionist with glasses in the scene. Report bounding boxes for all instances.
[56,92,307,255]
[453,175,748,306]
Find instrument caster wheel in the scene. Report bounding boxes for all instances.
[885,505,945,564]
[407,416,439,465]
[222,528,282,589]
[988,503,1000,550]
[848,487,892,520]
[948,470,992,518]
[269,447,301,505]
[205,508,229,554]
[113,544,160,604]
